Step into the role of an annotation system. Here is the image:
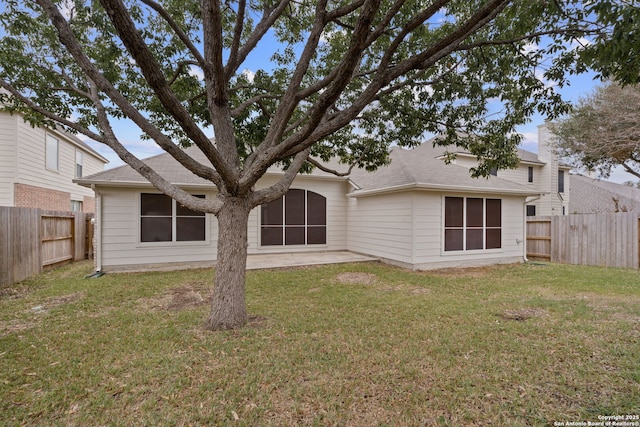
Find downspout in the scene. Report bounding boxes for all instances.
[92,184,103,274]
[522,195,542,262]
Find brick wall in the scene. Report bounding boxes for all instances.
[14,183,71,211]
[83,195,96,213]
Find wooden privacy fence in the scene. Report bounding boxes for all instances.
[0,207,94,287]
[527,212,640,269]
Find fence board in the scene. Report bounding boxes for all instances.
[527,212,640,269]
[0,207,93,287]
[0,207,41,286]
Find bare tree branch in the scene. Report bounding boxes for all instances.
[249,148,311,207]
[89,80,223,214]
[306,157,356,177]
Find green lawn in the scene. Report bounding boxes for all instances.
[1,260,639,426]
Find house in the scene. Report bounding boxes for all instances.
[441,124,570,217]
[75,125,567,272]
[569,174,640,214]
[0,111,108,212]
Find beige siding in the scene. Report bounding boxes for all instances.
[0,112,17,205]
[347,192,415,265]
[71,147,105,202]
[495,165,542,190]
[535,124,569,216]
[248,175,349,254]
[14,119,102,207]
[349,191,526,270]
[98,176,348,271]
[99,187,218,270]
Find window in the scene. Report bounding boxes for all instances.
[444,197,501,251]
[140,193,205,243]
[261,189,326,246]
[70,200,83,212]
[76,150,83,178]
[46,134,59,171]
[526,205,536,216]
[489,166,498,176]
[558,170,565,193]
[528,167,533,183]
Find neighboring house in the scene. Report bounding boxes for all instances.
[75,124,567,273]
[442,124,570,217]
[569,174,640,214]
[0,111,108,212]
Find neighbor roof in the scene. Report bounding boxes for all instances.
[569,174,640,214]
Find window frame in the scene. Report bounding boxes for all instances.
[75,150,84,178]
[558,170,565,193]
[45,134,59,171]
[138,193,208,245]
[526,205,536,217]
[260,189,327,247]
[443,196,502,253]
[70,200,83,212]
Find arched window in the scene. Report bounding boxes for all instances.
[260,189,326,246]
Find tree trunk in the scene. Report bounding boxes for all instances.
[205,197,251,330]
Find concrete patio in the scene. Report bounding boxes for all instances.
[245,251,378,270]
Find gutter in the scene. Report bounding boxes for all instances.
[348,182,543,198]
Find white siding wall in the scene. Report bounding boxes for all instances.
[249,175,349,254]
[98,176,348,271]
[15,119,103,205]
[495,165,541,190]
[99,187,218,270]
[412,193,525,269]
[347,192,415,265]
[0,112,17,205]
[348,190,526,270]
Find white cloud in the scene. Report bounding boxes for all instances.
[521,42,539,55]
[570,37,592,51]
[188,65,205,81]
[535,69,558,90]
[241,69,255,83]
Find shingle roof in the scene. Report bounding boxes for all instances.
[349,143,542,197]
[77,143,543,196]
[75,145,345,187]
[569,174,640,214]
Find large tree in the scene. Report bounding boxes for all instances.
[552,82,640,179]
[0,0,635,329]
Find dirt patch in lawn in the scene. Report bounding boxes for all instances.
[335,272,379,285]
[140,283,210,311]
[0,292,85,337]
[499,307,549,321]
[44,292,84,308]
